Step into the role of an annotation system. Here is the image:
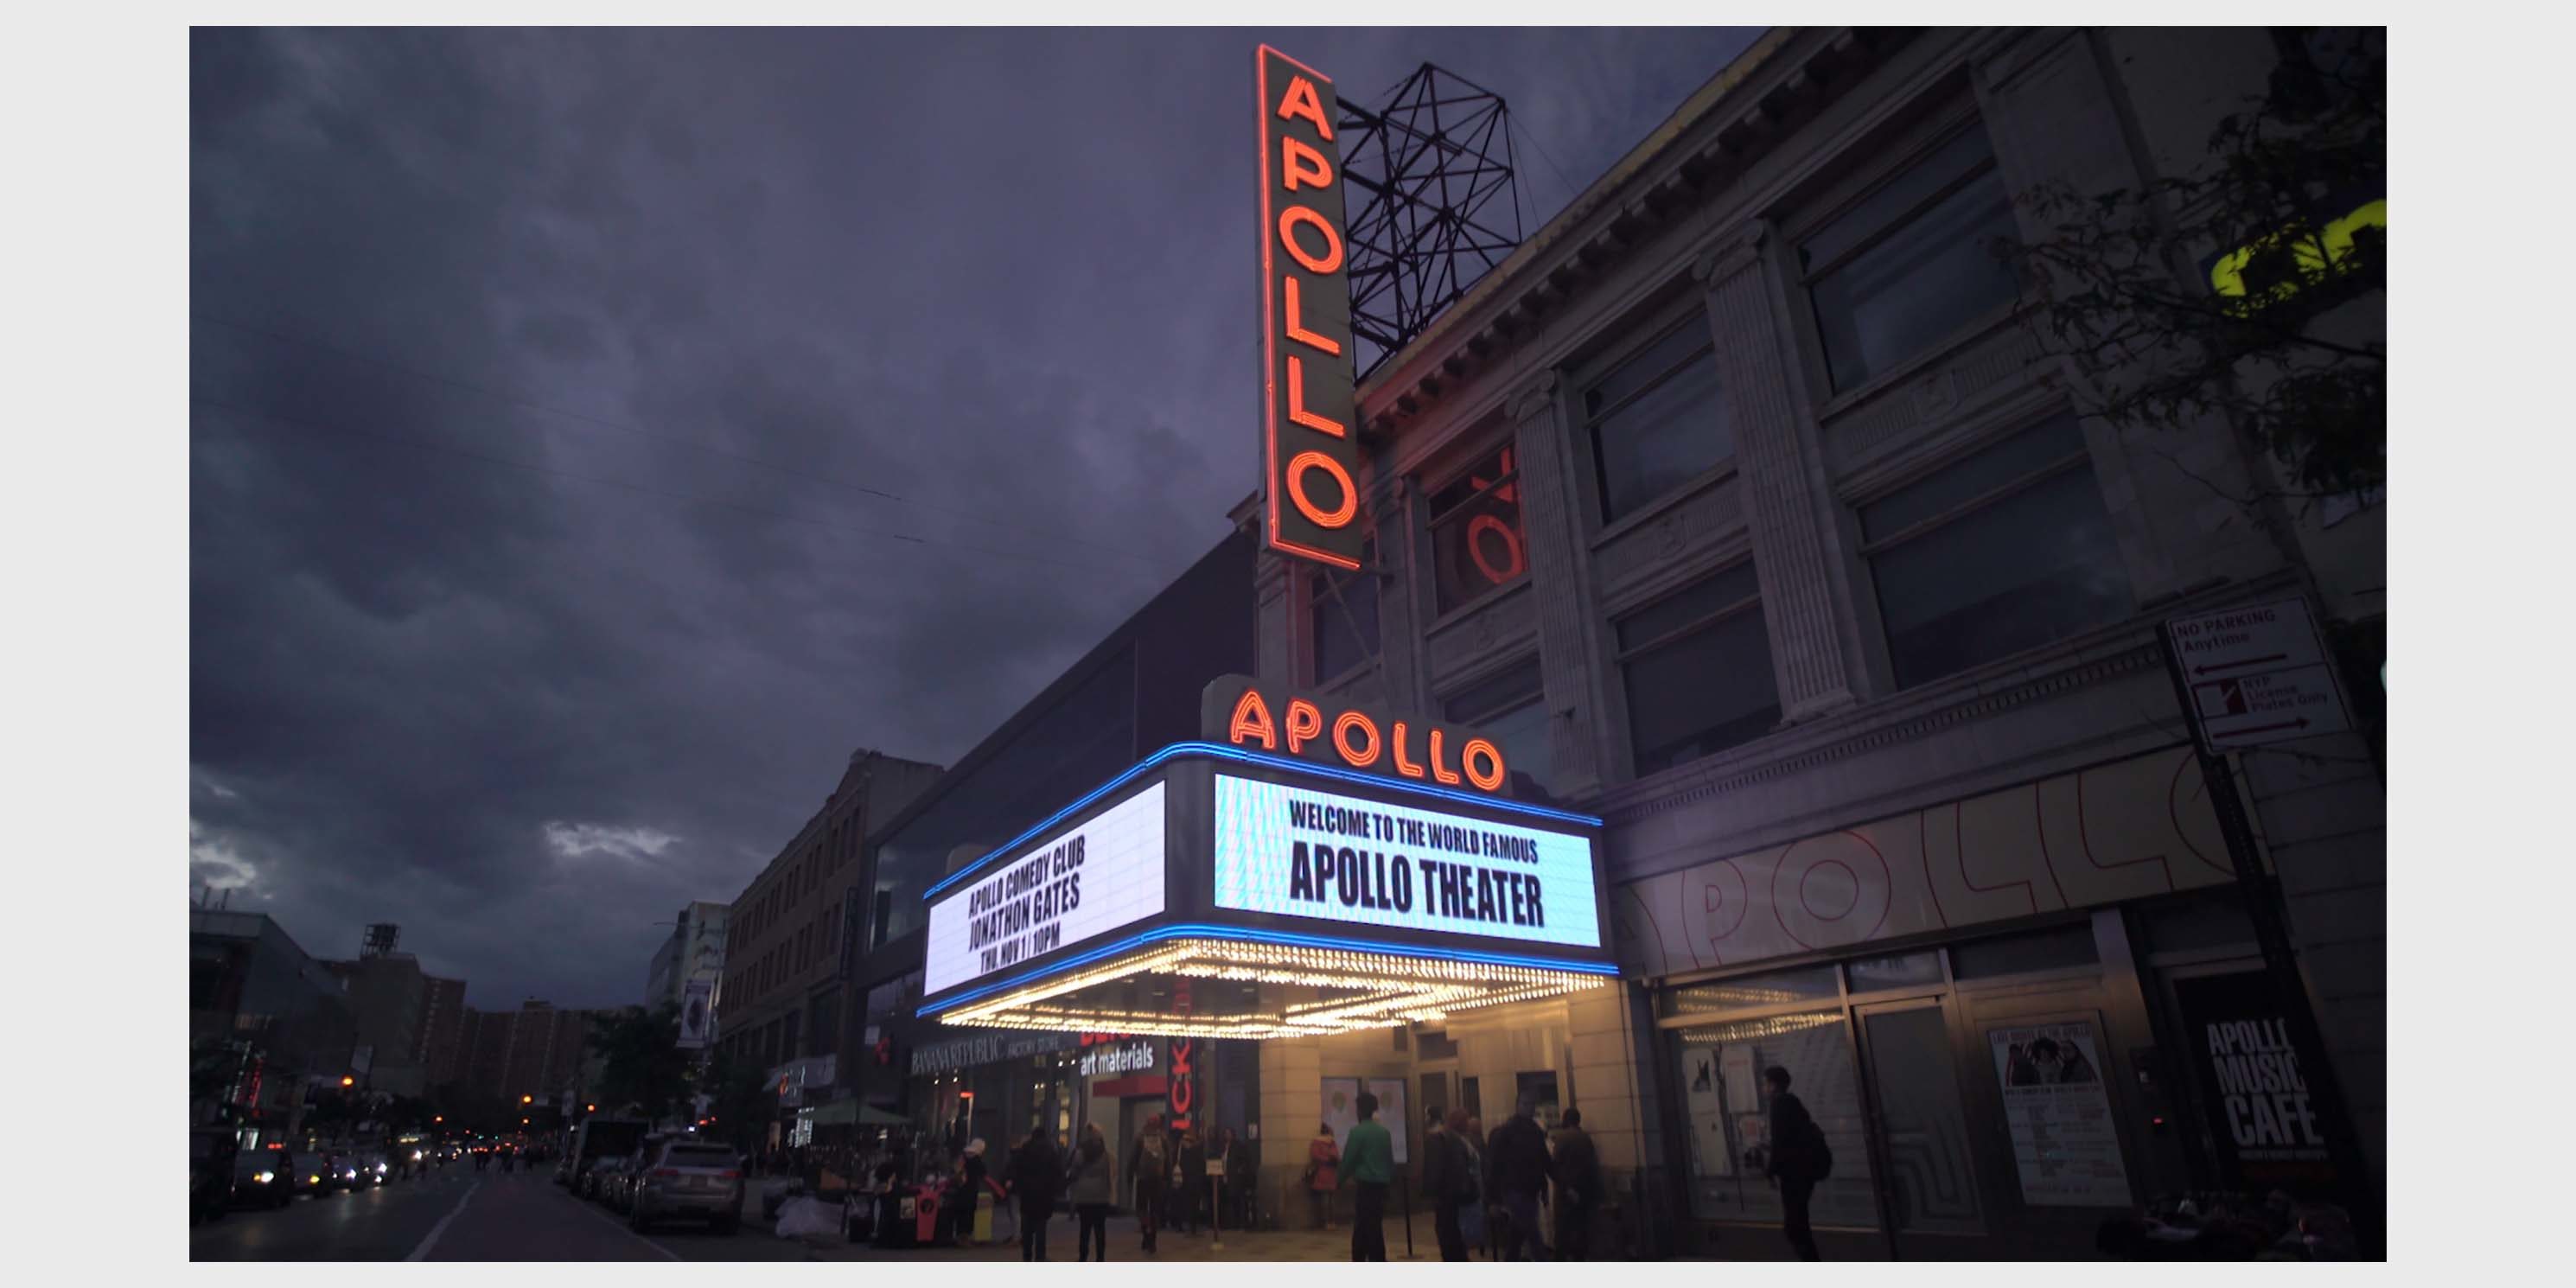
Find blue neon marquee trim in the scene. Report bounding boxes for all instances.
[919,741,1604,902]
[915,921,1620,1019]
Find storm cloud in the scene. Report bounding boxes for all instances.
[188,26,1762,1005]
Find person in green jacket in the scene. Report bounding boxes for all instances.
[1339,1090,1395,1261]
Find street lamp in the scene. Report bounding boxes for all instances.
[341,1075,355,1087]
[521,1094,532,1105]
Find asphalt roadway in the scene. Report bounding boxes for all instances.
[188,1164,820,1262]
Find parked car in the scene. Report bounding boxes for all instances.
[191,1126,239,1223]
[626,1141,743,1234]
[583,1156,632,1204]
[231,1147,296,1210]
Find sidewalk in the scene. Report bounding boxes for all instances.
[748,1192,1463,1262]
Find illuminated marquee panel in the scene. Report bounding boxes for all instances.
[922,780,1167,996]
[928,932,1613,1039]
[1211,775,1602,950]
[1257,44,1363,571]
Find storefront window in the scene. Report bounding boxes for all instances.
[1670,1009,1878,1229]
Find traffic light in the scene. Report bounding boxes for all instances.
[585,1104,596,1113]
[520,1094,532,1105]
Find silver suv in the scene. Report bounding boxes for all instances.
[626,1142,743,1234]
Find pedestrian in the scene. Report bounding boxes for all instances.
[1304,1121,1340,1230]
[1459,1116,1489,1256]
[955,1138,990,1247]
[1065,1122,1115,1261]
[1424,1107,1476,1262]
[1550,1107,1603,1260]
[1338,1090,1393,1261]
[1487,1096,1553,1260]
[1006,1126,1062,1260]
[1171,1125,1204,1234]
[1763,1066,1825,1261]
[1225,1126,1259,1230]
[1125,1113,1168,1253]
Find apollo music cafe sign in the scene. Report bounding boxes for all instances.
[1256,45,1364,572]
[1202,675,1512,796]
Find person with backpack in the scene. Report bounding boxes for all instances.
[1485,1097,1553,1260]
[1763,1065,1831,1261]
[1064,1123,1115,1260]
[1424,1107,1477,1261]
[1126,1113,1168,1253]
[1549,1107,1603,1260]
[1004,1126,1062,1260]
[1304,1122,1340,1230]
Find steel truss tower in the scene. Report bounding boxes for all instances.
[1337,64,1526,381]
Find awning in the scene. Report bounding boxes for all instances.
[804,1099,910,1128]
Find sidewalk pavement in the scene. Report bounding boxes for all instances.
[746,1191,1470,1262]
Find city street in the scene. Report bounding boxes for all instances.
[190,1168,814,1262]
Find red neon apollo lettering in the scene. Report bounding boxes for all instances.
[1257,45,1362,571]
[1221,682,1510,794]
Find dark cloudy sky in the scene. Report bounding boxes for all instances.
[188,25,1763,1010]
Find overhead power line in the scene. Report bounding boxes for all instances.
[189,391,1157,586]
[189,309,1166,570]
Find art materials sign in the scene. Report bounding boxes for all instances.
[1077,1040,1157,1077]
[1203,675,1511,795]
[1987,1022,2133,1208]
[1256,44,1363,571]
[1210,774,1602,948]
[678,978,713,1049]
[922,780,1168,994]
[2165,596,2355,749]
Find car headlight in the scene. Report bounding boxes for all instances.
[253,1170,276,1184]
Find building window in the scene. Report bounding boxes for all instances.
[1800,120,2021,394]
[1309,536,1378,684]
[1859,413,2133,689]
[1614,560,1780,775]
[1427,445,1527,613]
[1583,315,1732,524]
[1440,660,1555,797]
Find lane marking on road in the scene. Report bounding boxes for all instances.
[560,1183,682,1260]
[404,1178,482,1262]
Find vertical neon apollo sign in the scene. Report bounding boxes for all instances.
[1257,45,1364,572]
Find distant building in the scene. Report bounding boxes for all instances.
[717,749,943,1100]
[416,974,468,1087]
[321,951,430,1096]
[190,910,357,1129]
[449,998,604,1111]
[646,900,730,1011]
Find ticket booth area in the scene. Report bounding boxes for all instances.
[911,711,1618,1231]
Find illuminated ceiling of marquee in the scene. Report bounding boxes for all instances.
[926,937,1610,1039]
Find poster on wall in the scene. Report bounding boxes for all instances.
[2171,972,2340,1193]
[1322,1077,1361,1150]
[1365,1077,1410,1164]
[1678,1045,1733,1178]
[1986,1022,2133,1207]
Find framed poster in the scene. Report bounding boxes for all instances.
[1322,1077,1361,1150]
[1366,1077,1410,1164]
[1986,1021,2133,1207]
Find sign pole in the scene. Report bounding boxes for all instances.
[2155,621,2378,1252]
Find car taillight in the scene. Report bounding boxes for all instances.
[653,1168,680,1178]
[720,1170,741,1179]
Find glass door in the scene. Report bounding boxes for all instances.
[1855,999,1985,1239]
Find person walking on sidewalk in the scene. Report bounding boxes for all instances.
[1305,1122,1340,1230]
[1126,1113,1167,1254]
[1006,1126,1062,1261]
[1550,1107,1603,1261]
[1170,1125,1204,1235]
[1763,1066,1826,1262]
[1425,1107,1477,1262]
[1065,1123,1114,1261]
[1339,1090,1394,1262]
[1488,1097,1553,1260]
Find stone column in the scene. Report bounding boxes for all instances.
[1257,1037,1322,1228]
[1696,223,1865,720]
[1253,547,1295,689]
[1509,373,1611,795]
[1370,475,1425,714]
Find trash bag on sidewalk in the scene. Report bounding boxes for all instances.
[775,1196,838,1240]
